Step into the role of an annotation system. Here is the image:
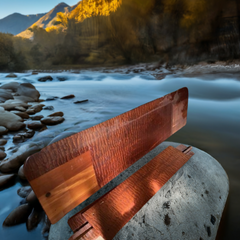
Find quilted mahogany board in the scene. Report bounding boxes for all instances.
[24,87,188,224]
[68,146,193,240]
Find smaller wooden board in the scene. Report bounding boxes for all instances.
[69,145,194,240]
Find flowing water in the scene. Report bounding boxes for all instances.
[0,70,239,239]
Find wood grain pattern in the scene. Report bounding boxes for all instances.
[24,87,188,224]
[68,146,193,240]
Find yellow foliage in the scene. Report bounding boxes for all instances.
[69,0,122,22]
[46,26,58,32]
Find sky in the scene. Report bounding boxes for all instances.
[0,0,79,19]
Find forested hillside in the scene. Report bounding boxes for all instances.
[1,0,240,71]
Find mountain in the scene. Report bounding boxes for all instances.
[17,2,77,39]
[0,12,46,35]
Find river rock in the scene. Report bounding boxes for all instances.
[48,112,64,117]
[0,174,15,188]
[43,106,54,110]
[5,73,17,78]
[26,104,44,115]
[13,135,25,143]
[27,121,45,130]
[0,82,20,92]
[0,150,6,160]
[57,77,68,81]
[74,99,88,104]
[17,186,32,198]
[18,165,26,180]
[26,190,38,205]
[15,106,26,112]
[12,111,30,119]
[0,142,43,173]
[0,139,7,146]
[16,83,40,102]
[41,117,64,125]
[22,130,35,138]
[0,89,14,102]
[31,115,44,120]
[0,126,8,135]
[0,107,25,131]
[38,76,53,82]
[0,99,29,111]
[27,208,43,230]
[0,146,4,151]
[61,94,75,99]
[3,203,32,226]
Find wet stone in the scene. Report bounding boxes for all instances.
[41,117,65,125]
[12,111,30,119]
[61,94,75,99]
[17,186,32,198]
[38,76,53,82]
[48,112,64,117]
[0,139,7,146]
[0,150,7,160]
[46,97,59,101]
[27,121,45,130]
[74,99,88,104]
[31,115,44,121]
[0,126,8,135]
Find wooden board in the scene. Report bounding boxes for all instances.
[68,146,193,240]
[24,87,188,224]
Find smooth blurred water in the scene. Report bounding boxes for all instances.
[0,71,239,239]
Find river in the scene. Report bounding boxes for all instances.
[0,69,239,239]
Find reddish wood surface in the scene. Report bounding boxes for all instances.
[68,146,193,240]
[24,88,188,224]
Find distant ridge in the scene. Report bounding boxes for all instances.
[17,2,77,39]
[0,12,46,35]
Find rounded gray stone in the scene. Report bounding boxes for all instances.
[49,142,229,240]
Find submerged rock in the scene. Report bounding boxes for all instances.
[3,203,32,226]
[0,174,15,188]
[5,73,17,78]
[17,186,32,198]
[43,106,54,110]
[41,117,65,125]
[38,76,53,82]
[0,150,6,160]
[61,94,75,99]
[0,126,8,135]
[0,107,25,131]
[46,97,58,101]
[74,99,88,104]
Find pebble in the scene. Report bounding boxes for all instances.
[22,130,35,138]
[0,150,6,160]
[74,99,88,104]
[48,112,64,117]
[27,208,43,230]
[0,126,8,135]
[27,121,45,130]
[26,104,44,115]
[61,94,75,99]
[0,146,4,151]
[57,77,68,81]
[41,117,65,125]
[13,135,25,143]
[31,115,44,120]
